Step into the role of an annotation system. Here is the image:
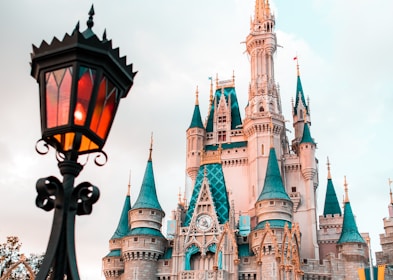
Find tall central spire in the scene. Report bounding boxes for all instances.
[255,0,271,22]
[246,0,279,116]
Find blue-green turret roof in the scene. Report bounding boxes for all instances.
[111,187,131,239]
[189,90,204,129]
[293,72,309,115]
[323,163,342,217]
[206,86,242,132]
[337,201,365,244]
[184,163,230,226]
[257,148,291,201]
[300,122,315,144]
[337,182,365,244]
[132,146,163,212]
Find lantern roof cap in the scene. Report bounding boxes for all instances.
[31,5,137,97]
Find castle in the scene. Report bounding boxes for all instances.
[102,1,392,279]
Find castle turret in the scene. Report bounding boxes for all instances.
[102,183,131,279]
[318,158,343,258]
[243,0,287,215]
[186,87,205,182]
[251,134,302,279]
[337,177,367,279]
[376,179,393,266]
[122,137,166,279]
[292,63,310,155]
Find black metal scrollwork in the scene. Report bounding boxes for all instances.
[35,176,62,211]
[35,139,50,155]
[73,182,100,215]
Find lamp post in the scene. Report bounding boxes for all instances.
[30,6,136,279]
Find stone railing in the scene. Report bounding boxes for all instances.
[180,270,225,280]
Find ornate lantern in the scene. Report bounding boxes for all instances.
[31,6,136,160]
[30,6,136,279]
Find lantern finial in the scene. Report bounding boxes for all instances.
[87,5,95,29]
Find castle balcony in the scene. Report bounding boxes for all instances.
[180,270,227,279]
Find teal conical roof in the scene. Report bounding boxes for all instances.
[294,75,309,115]
[132,157,163,212]
[257,148,290,201]
[111,190,131,239]
[300,122,315,144]
[337,201,365,244]
[184,163,230,226]
[323,178,342,217]
[189,103,204,129]
[206,87,242,132]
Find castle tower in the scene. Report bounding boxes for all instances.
[102,184,131,279]
[250,139,302,279]
[284,65,319,260]
[376,180,393,266]
[243,0,287,210]
[186,74,250,213]
[122,138,166,279]
[186,87,205,181]
[337,177,367,280]
[318,158,343,258]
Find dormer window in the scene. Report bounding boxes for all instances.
[218,116,226,123]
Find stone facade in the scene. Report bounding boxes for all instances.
[102,0,374,279]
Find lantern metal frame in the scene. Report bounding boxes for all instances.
[30,6,136,280]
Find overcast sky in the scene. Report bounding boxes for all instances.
[1,0,393,279]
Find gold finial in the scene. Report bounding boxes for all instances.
[215,73,219,88]
[148,132,153,161]
[127,170,131,196]
[327,157,332,179]
[344,176,349,203]
[389,178,393,204]
[209,77,214,106]
[232,70,235,86]
[294,55,300,76]
[195,86,199,105]
[178,186,182,204]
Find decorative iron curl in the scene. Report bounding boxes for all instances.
[35,176,63,211]
[94,150,108,166]
[72,182,100,215]
[35,139,50,155]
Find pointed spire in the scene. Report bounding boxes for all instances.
[327,157,332,179]
[323,158,342,217]
[257,148,291,201]
[300,121,315,144]
[293,60,309,115]
[188,87,204,129]
[388,179,393,217]
[343,176,349,203]
[148,132,153,161]
[111,181,131,239]
[337,178,365,244]
[132,139,163,211]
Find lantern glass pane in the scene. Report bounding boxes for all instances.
[54,132,75,152]
[79,135,99,153]
[75,67,96,126]
[45,67,72,128]
[90,76,118,139]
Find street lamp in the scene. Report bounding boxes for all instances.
[30,6,136,280]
